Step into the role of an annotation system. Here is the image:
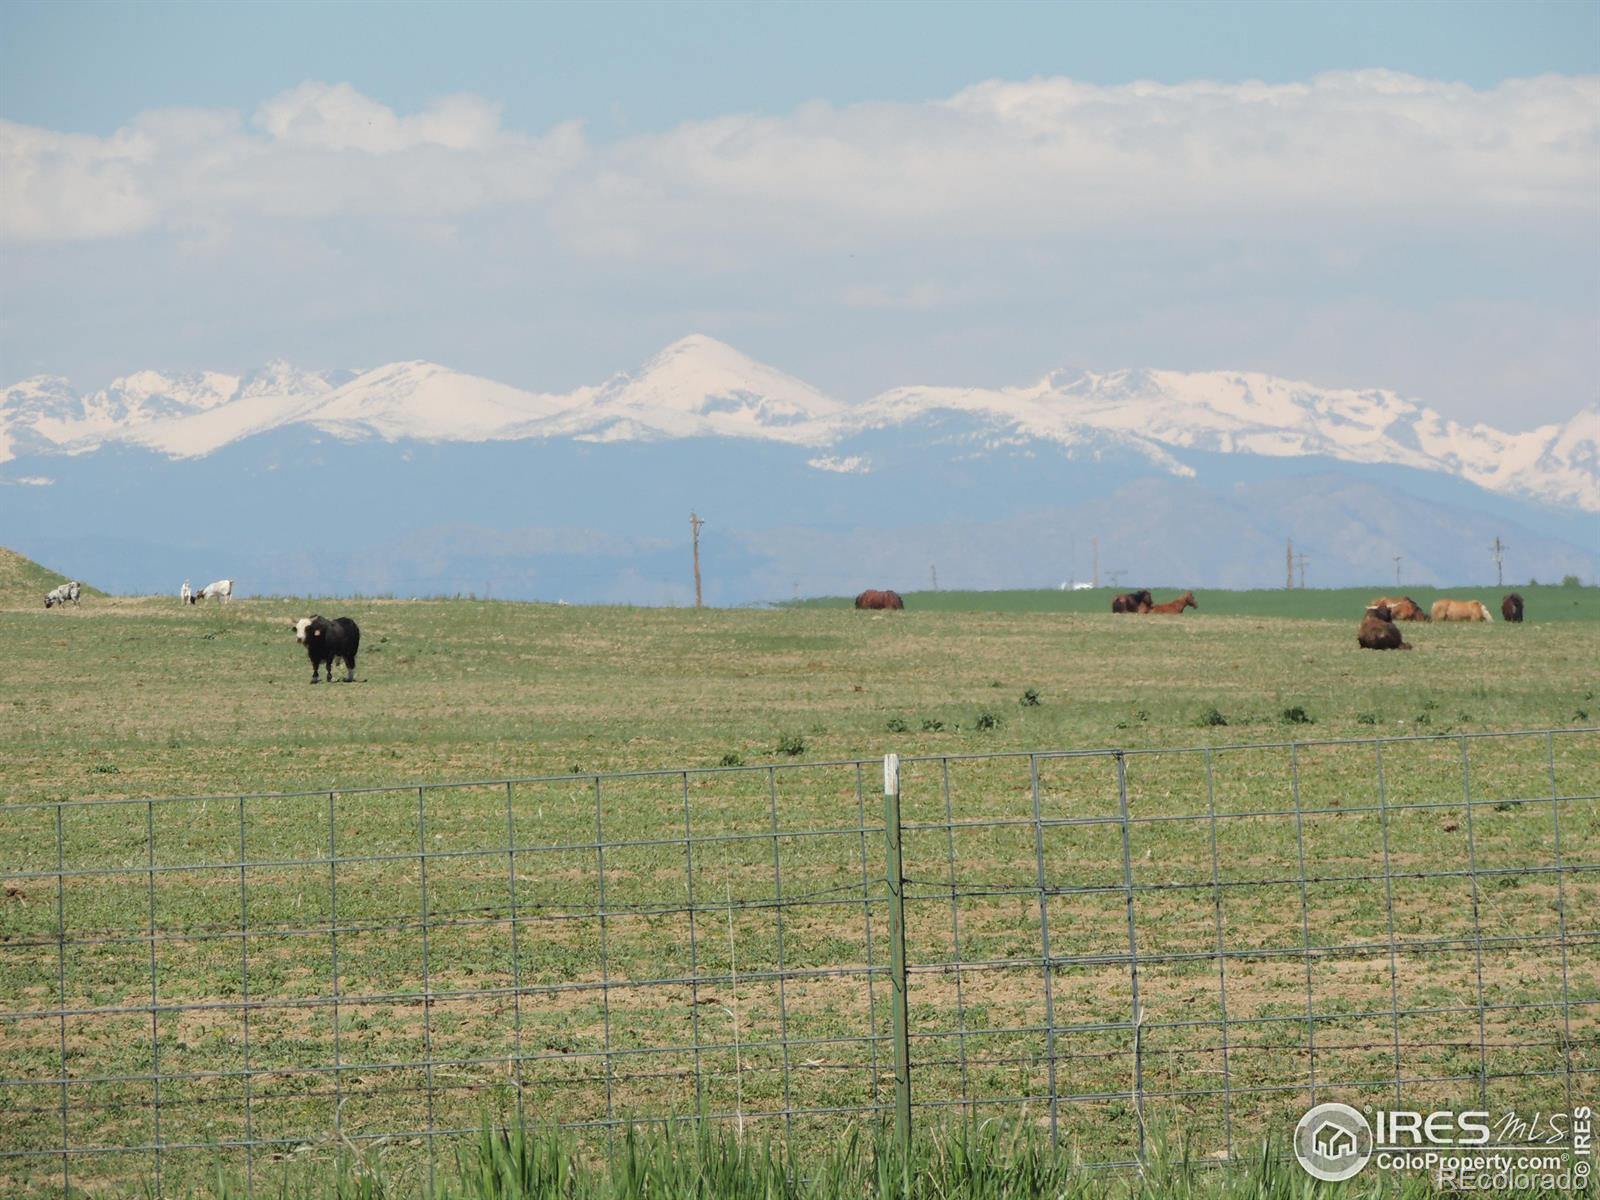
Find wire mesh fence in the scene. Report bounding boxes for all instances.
[1,727,1596,1196]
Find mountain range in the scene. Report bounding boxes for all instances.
[3,336,1595,602]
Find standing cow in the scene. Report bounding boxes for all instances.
[294,615,361,683]
[200,579,233,603]
[1501,593,1524,623]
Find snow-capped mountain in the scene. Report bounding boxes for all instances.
[854,368,1599,514]
[3,336,1595,513]
[538,333,843,445]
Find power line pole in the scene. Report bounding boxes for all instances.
[1092,537,1099,589]
[1392,555,1403,588]
[1490,537,1505,588]
[1296,552,1309,591]
[929,563,938,591]
[1286,538,1294,590]
[690,511,704,609]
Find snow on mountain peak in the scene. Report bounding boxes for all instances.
[94,369,241,423]
[584,334,844,441]
[306,361,575,443]
[1,339,1594,513]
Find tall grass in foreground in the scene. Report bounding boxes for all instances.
[194,1120,1580,1199]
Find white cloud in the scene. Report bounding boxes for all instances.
[3,72,1595,247]
[558,71,1599,252]
[0,120,161,240]
[0,85,584,241]
[254,83,502,153]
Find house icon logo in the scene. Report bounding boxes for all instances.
[1294,1102,1373,1181]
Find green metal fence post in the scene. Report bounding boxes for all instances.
[883,753,913,1171]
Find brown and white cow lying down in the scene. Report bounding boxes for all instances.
[1358,605,1412,650]
[293,616,361,683]
[1431,598,1492,622]
[1370,596,1428,621]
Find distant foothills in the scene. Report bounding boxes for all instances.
[3,336,1595,604]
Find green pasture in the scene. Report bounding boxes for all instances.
[1,572,1597,1197]
[3,587,1597,803]
[788,583,1600,621]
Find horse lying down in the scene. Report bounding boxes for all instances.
[293,615,361,683]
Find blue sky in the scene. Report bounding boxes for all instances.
[2,0,1596,426]
[6,1,1597,134]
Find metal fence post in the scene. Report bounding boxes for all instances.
[882,754,912,1165]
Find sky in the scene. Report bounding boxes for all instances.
[2,0,1597,429]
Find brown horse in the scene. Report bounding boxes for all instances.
[1358,605,1412,650]
[854,589,905,611]
[1370,596,1429,622]
[1501,593,1524,623]
[1150,591,1197,614]
[1431,598,1492,623]
[1111,590,1153,614]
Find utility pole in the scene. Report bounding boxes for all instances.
[1286,539,1295,590]
[1490,537,1506,588]
[1092,537,1100,589]
[690,511,704,609]
[1106,569,1127,589]
[929,563,939,591]
[1296,552,1309,591]
[1392,555,1403,588]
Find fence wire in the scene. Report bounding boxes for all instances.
[0,727,1596,1196]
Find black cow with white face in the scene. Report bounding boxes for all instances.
[293,615,361,683]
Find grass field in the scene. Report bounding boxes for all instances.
[3,584,1597,803]
[1,569,1596,1197]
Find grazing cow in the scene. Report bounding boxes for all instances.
[293,615,361,683]
[1358,605,1412,650]
[1370,596,1428,622]
[43,584,71,608]
[1501,593,1524,623]
[1111,590,1153,614]
[854,589,905,610]
[199,579,233,603]
[1150,591,1197,614]
[66,581,80,604]
[180,580,195,605]
[1431,598,1492,623]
